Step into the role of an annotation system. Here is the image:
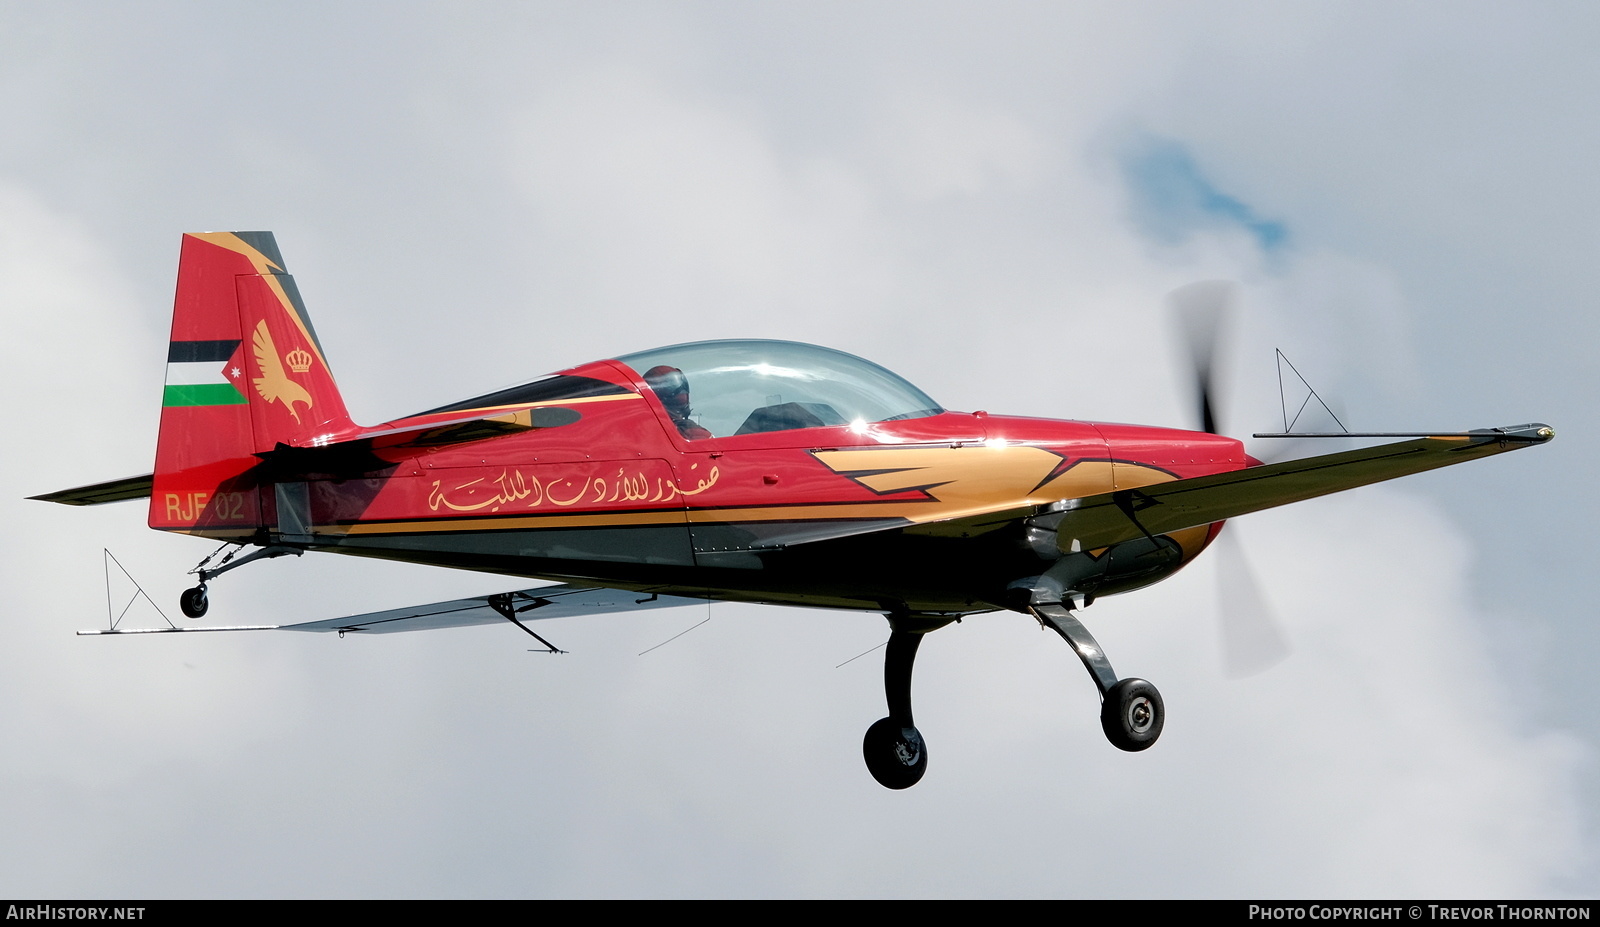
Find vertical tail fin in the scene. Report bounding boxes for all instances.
[150,232,356,533]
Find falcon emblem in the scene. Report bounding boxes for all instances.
[251,319,314,423]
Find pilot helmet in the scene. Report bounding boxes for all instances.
[643,365,691,417]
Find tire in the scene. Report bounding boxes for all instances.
[862,716,928,789]
[179,586,208,619]
[1100,677,1163,751]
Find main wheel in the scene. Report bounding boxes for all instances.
[1101,677,1163,751]
[179,586,208,619]
[862,717,928,789]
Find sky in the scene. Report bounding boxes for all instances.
[1,2,1595,899]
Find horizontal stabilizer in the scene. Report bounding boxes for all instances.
[36,408,577,506]
[30,474,154,506]
[282,583,709,633]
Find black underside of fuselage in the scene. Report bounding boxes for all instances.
[302,518,1191,616]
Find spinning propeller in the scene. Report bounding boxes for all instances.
[1168,282,1292,678]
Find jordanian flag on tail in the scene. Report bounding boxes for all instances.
[163,339,246,406]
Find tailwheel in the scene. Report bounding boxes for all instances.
[1101,677,1163,751]
[179,544,302,622]
[863,717,927,790]
[179,585,208,619]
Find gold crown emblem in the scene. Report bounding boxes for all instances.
[284,346,313,374]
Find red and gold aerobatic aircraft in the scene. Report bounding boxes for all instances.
[34,232,1553,788]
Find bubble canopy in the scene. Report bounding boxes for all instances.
[614,340,943,439]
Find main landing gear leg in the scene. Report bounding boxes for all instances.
[862,614,953,790]
[1029,602,1164,752]
[864,627,926,789]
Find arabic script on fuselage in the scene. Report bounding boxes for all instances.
[427,464,719,514]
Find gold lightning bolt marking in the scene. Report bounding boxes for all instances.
[814,445,1126,515]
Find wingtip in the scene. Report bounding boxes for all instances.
[1491,423,1555,444]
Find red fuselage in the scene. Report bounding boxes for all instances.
[161,349,1250,616]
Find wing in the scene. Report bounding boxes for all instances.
[634,423,1556,557]
[280,583,710,633]
[1031,423,1553,553]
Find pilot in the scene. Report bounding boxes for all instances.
[643,365,712,440]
